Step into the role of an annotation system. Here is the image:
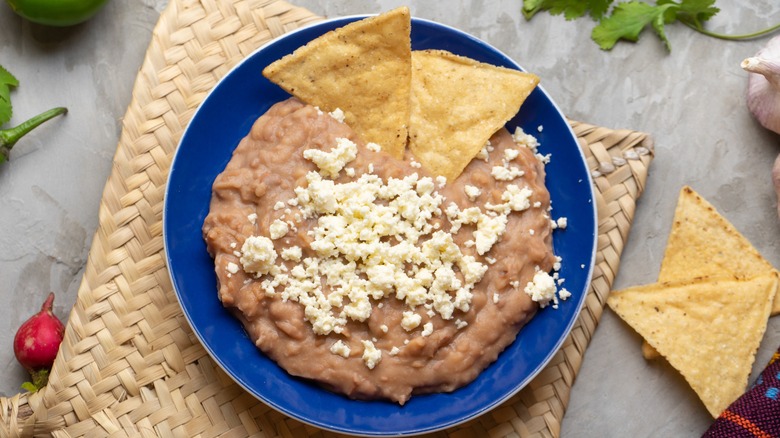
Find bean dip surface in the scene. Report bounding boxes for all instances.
[202,98,559,404]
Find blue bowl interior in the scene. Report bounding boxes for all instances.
[163,16,596,436]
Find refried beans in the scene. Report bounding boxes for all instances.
[202,98,558,404]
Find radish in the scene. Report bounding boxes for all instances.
[13,292,65,392]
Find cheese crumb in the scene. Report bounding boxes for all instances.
[328,108,345,123]
[464,185,482,201]
[240,236,277,275]
[513,127,540,151]
[504,148,520,161]
[524,270,558,308]
[491,165,525,181]
[401,311,422,331]
[281,246,302,262]
[421,322,434,337]
[303,137,358,178]
[361,340,382,369]
[269,219,289,240]
[330,340,351,358]
[226,262,239,274]
[366,142,382,152]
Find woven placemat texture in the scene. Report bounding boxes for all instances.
[0,1,653,437]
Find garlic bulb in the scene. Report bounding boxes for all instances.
[773,154,780,218]
[741,35,780,135]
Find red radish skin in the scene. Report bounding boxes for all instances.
[13,292,65,374]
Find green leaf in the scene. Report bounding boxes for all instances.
[591,1,677,50]
[522,0,545,19]
[0,65,18,126]
[663,0,719,29]
[585,0,614,20]
[522,0,615,21]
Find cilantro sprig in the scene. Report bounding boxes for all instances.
[522,0,780,51]
[0,65,20,126]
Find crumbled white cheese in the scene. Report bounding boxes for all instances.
[464,185,482,201]
[366,142,382,152]
[303,137,358,178]
[524,270,558,308]
[226,262,239,274]
[269,219,289,240]
[328,108,345,123]
[401,311,422,331]
[504,148,520,161]
[503,185,533,212]
[330,340,351,358]
[491,165,525,181]
[281,246,302,262]
[235,125,572,344]
[513,127,540,152]
[474,214,508,255]
[361,340,382,369]
[240,235,277,275]
[247,213,258,225]
[421,322,434,337]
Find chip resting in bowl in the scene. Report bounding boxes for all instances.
[203,9,570,404]
[409,49,540,182]
[262,7,411,159]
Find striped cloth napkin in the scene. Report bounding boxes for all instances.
[702,347,780,438]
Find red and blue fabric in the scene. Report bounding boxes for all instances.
[703,347,780,438]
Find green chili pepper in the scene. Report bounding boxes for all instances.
[4,0,109,27]
[0,107,67,164]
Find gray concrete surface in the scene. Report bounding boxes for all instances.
[1,0,779,436]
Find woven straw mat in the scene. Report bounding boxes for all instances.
[0,1,654,437]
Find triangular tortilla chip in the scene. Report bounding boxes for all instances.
[607,273,777,417]
[658,186,780,303]
[262,7,412,159]
[408,49,539,182]
[642,186,780,359]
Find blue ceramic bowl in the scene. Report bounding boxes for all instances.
[164,15,597,437]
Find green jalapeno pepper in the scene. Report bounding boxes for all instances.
[0,107,67,164]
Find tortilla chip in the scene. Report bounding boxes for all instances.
[408,49,539,182]
[607,273,777,417]
[642,186,780,359]
[262,7,412,159]
[658,186,780,298]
